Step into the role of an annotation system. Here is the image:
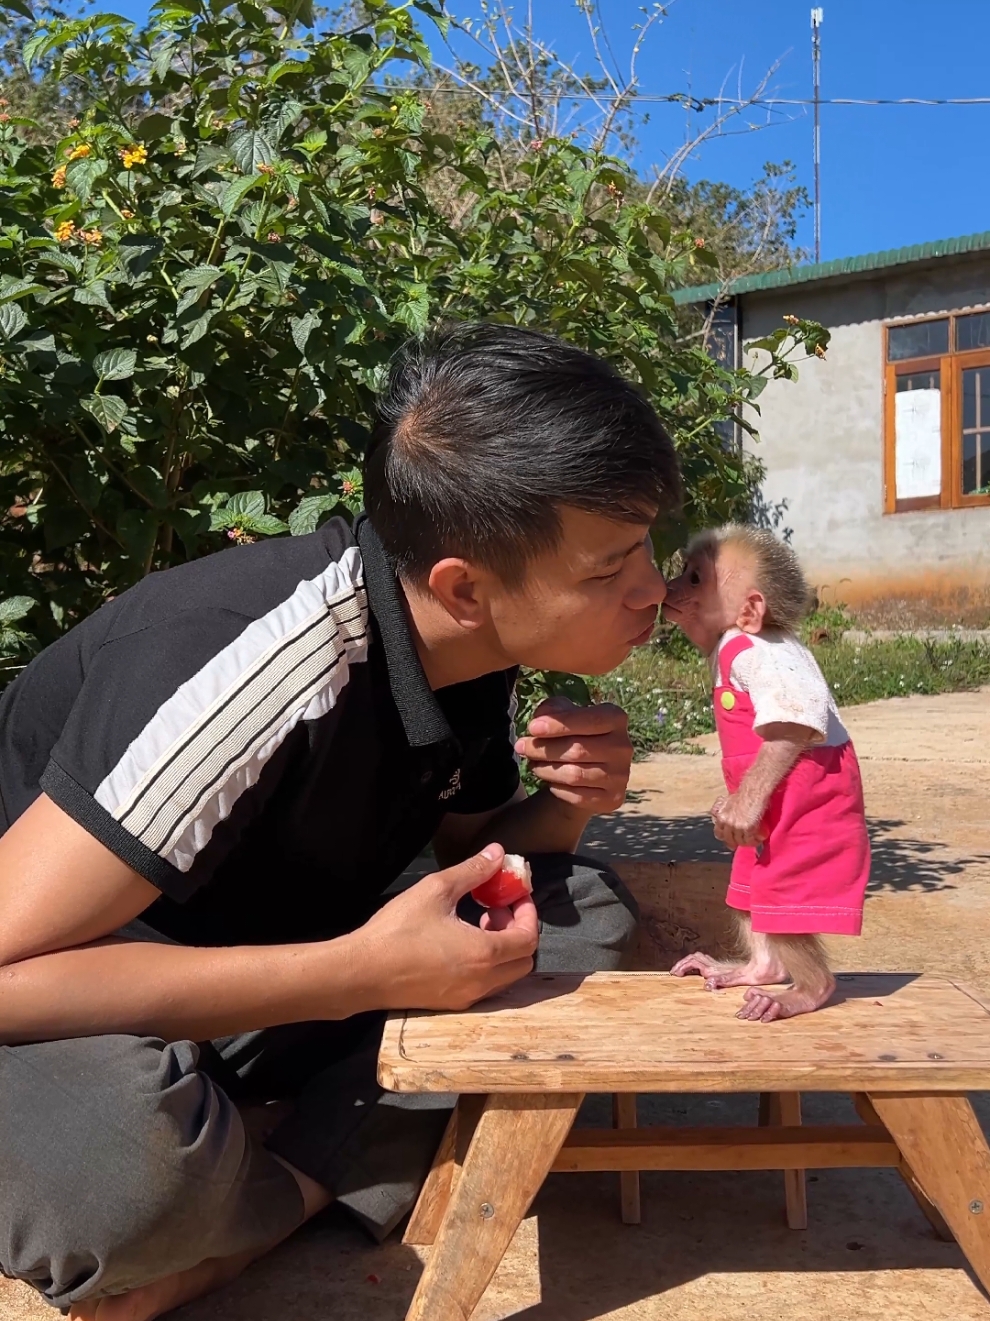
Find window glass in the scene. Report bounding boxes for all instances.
[962,365,990,494]
[894,370,941,500]
[887,319,949,361]
[956,310,990,353]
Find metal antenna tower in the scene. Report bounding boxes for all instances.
[811,7,823,262]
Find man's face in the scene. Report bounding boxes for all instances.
[662,541,754,654]
[485,507,667,675]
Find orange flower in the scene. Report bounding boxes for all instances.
[121,143,147,169]
[51,166,67,189]
[257,162,275,177]
[120,208,135,219]
[80,228,103,246]
[66,143,92,161]
[54,221,76,243]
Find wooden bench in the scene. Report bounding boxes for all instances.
[379,971,990,1321]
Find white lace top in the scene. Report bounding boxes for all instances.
[714,627,849,747]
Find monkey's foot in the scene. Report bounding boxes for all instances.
[670,951,789,990]
[735,975,837,1023]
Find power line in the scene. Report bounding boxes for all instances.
[404,88,990,108]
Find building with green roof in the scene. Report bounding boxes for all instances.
[677,233,990,623]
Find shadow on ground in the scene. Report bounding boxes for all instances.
[174,1091,987,1321]
[580,811,990,896]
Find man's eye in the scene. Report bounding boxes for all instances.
[597,570,622,583]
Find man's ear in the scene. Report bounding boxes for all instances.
[736,588,767,635]
[427,557,487,630]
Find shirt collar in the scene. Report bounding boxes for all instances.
[355,513,455,749]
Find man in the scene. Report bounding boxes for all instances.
[0,322,680,1320]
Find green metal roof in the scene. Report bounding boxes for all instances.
[671,230,990,305]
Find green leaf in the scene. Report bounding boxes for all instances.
[74,282,113,310]
[0,595,37,624]
[0,302,27,339]
[543,671,592,706]
[81,393,128,433]
[210,490,265,530]
[179,309,215,349]
[65,156,108,205]
[0,0,34,21]
[118,235,164,277]
[393,283,430,333]
[117,508,160,563]
[166,506,211,555]
[298,129,327,155]
[288,492,337,536]
[227,127,275,174]
[127,464,170,508]
[290,311,320,353]
[94,348,136,381]
[242,513,288,536]
[0,275,42,303]
[220,173,262,216]
[135,112,173,141]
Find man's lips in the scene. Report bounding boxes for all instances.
[629,618,657,646]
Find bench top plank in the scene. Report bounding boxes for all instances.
[378,972,990,1094]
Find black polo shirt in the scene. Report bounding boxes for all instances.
[0,516,520,947]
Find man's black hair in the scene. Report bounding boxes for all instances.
[363,321,683,584]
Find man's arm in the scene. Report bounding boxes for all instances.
[0,795,538,1046]
[433,697,632,866]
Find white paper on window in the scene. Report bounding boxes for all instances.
[895,388,942,499]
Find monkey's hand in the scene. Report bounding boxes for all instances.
[711,792,767,850]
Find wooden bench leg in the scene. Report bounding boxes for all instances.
[759,1091,808,1230]
[854,1093,954,1242]
[869,1092,990,1291]
[405,1092,583,1321]
[404,1095,485,1247]
[612,1093,641,1224]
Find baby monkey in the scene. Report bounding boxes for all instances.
[663,525,870,1022]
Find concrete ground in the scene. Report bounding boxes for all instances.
[3,688,990,1321]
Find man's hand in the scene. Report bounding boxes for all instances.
[710,793,767,850]
[354,844,538,1012]
[514,696,632,816]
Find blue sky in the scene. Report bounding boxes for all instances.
[426,0,990,264]
[108,0,990,264]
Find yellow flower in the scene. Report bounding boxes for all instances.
[51,166,67,189]
[121,143,148,170]
[257,162,274,177]
[66,143,92,161]
[80,228,103,246]
[120,208,134,219]
[54,221,76,243]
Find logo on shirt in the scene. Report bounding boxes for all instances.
[439,768,462,801]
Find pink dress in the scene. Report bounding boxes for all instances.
[714,633,870,936]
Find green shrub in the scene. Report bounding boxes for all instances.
[0,0,825,674]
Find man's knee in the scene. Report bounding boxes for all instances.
[0,1034,300,1307]
[528,852,638,971]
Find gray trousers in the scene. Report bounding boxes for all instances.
[0,854,636,1309]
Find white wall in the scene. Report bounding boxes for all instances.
[740,257,990,620]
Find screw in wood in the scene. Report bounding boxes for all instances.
[970,1200,984,1214]
[480,1203,495,1219]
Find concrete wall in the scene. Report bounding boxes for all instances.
[740,254,990,623]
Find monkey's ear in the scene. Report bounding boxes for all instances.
[736,589,767,635]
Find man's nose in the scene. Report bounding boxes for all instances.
[632,558,667,608]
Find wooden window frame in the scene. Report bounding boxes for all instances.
[883,310,990,514]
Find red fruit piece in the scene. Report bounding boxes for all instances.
[471,854,533,909]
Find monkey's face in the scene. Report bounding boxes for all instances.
[663,543,758,655]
